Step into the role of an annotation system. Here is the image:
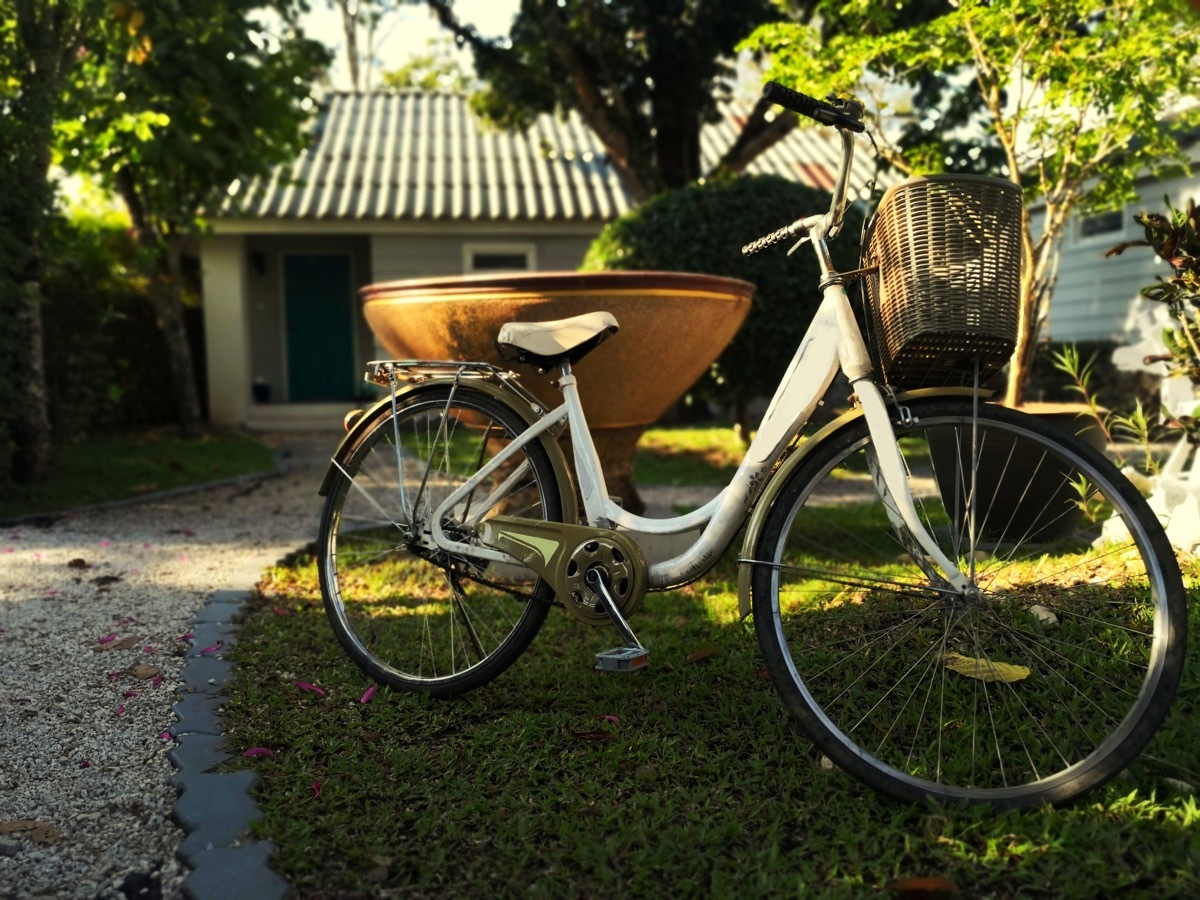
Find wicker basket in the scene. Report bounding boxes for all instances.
[862,174,1024,388]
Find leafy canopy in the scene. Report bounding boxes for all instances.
[748,0,1200,404]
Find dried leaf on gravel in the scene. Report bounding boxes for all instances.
[68,558,89,570]
[132,664,162,680]
[92,575,122,588]
[1,820,63,844]
[94,635,139,652]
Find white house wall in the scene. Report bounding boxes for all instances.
[1044,170,1200,344]
[369,232,595,282]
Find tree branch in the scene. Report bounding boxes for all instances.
[706,97,797,179]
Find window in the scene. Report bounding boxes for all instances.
[464,243,536,273]
[1077,210,1124,241]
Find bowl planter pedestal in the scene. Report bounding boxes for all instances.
[361,271,754,515]
[928,402,1108,541]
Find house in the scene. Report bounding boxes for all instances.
[200,90,880,430]
[1038,142,1200,345]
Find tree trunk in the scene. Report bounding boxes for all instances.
[153,238,205,439]
[115,169,205,439]
[9,280,54,484]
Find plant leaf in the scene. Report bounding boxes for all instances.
[944,652,1030,683]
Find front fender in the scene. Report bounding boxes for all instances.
[736,387,988,618]
[317,378,578,527]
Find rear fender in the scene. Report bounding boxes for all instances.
[736,387,987,618]
[317,378,578,527]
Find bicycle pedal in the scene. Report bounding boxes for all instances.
[595,646,649,672]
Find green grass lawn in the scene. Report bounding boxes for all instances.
[220,425,1200,897]
[0,429,277,519]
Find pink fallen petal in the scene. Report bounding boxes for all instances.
[200,641,223,655]
[97,633,118,645]
[295,681,325,697]
[142,646,156,654]
[33,552,41,560]
[122,690,139,699]
[80,759,90,769]
[116,705,126,716]
[129,569,139,576]
[3,548,12,554]
[243,747,277,758]
[107,672,120,682]
[271,607,293,616]
[9,698,32,704]
[311,780,322,799]
[157,731,171,741]
[179,554,189,562]
[182,528,195,537]
[600,715,619,724]
[99,540,111,548]
[119,616,140,625]
[143,542,152,549]
[177,631,194,641]
[151,675,165,687]
[42,590,59,597]
[359,684,377,704]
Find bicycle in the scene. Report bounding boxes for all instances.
[316,82,1186,809]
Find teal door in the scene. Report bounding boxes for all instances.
[284,254,357,402]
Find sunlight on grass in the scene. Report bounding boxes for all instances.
[223,536,1200,897]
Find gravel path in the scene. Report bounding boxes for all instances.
[0,433,334,899]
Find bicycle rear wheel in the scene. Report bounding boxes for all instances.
[752,398,1186,808]
[318,383,563,696]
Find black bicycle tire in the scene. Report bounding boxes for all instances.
[752,398,1186,808]
[318,384,562,696]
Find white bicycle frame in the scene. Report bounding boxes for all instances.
[429,130,972,595]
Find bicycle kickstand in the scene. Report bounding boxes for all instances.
[585,567,650,673]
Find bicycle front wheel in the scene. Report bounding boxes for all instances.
[318,383,564,696]
[752,398,1186,808]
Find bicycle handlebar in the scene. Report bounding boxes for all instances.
[762,82,865,134]
[741,82,864,257]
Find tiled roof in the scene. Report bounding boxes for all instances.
[221,90,882,223]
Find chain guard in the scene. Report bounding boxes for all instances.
[477,516,647,626]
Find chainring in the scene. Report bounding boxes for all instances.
[562,534,646,626]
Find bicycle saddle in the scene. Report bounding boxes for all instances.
[496,311,619,369]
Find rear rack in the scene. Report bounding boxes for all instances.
[363,360,549,416]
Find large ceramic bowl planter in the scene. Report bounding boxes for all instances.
[361,271,754,514]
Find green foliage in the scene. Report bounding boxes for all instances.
[581,175,863,419]
[38,208,188,434]
[749,0,1200,405]
[421,0,787,199]
[380,37,469,91]
[1109,198,1200,390]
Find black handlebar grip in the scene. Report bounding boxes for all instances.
[762,82,865,134]
[741,225,795,257]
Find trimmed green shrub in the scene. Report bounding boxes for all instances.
[581,174,863,430]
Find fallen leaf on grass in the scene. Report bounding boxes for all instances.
[360,731,382,743]
[887,875,960,898]
[943,652,1030,684]
[570,730,616,741]
[685,646,717,665]
[0,820,63,844]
